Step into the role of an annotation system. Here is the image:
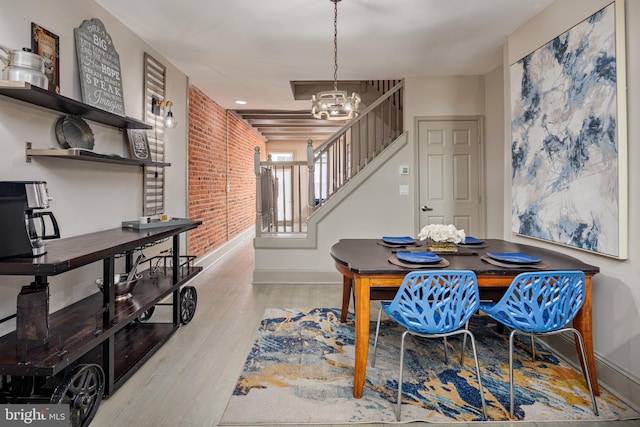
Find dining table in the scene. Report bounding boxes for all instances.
[330,238,600,398]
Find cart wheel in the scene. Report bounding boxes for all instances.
[51,364,104,427]
[180,286,197,324]
[135,306,156,323]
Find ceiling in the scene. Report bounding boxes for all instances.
[96,0,554,142]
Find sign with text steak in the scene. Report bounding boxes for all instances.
[74,18,125,116]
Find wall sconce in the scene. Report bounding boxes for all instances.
[152,97,178,128]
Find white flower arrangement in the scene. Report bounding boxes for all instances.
[418,223,466,244]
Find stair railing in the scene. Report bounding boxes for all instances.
[255,79,404,237]
[309,79,404,213]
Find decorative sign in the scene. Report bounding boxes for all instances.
[32,23,60,93]
[126,129,151,161]
[74,18,125,116]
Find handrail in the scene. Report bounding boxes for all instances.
[309,79,404,212]
[255,79,404,238]
[313,80,404,154]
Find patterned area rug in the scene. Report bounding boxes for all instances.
[220,307,639,424]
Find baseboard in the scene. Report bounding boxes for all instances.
[543,334,640,412]
[252,269,342,285]
[195,227,255,272]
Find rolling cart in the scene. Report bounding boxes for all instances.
[0,221,202,426]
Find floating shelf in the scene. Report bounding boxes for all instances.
[0,80,151,129]
[26,146,171,167]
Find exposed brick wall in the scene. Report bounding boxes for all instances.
[187,85,266,257]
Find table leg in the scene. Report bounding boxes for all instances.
[573,276,600,395]
[340,275,352,323]
[353,276,370,398]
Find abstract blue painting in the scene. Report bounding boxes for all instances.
[510,2,626,258]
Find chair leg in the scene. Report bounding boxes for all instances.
[570,328,599,416]
[530,335,536,361]
[509,330,517,418]
[508,329,598,418]
[465,330,487,419]
[397,331,409,421]
[460,320,470,365]
[371,306,383,367]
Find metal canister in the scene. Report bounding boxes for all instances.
[0,47,49,90]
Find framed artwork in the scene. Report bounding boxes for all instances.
[510,1,627,259]
[31,23,60,93]
[126,129,151,161]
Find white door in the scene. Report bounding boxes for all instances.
[417,118,484,236]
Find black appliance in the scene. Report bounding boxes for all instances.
[0,181,60,258]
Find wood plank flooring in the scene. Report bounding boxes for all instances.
[91,234,638,427]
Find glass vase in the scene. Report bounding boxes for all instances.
[426,239,458,253]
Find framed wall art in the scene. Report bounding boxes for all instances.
[126,129,151,161]
[31,23,60,93]
[510,0,627,259]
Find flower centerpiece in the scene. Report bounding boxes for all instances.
[417,223,465,252]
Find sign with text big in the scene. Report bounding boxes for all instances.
[74,18,125,116]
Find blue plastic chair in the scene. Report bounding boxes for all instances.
[371,270,487,420]
[479,270,598,417]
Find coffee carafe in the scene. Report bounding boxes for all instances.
[0,181,60,258]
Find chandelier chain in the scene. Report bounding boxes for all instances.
[310,0,360,121]
[333,0,338,92]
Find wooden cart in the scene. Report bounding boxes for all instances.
[0,222,202,426]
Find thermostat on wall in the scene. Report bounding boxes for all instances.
[399,165,410,175]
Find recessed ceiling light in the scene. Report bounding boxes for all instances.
[235,100,247,105]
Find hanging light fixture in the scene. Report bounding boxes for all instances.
[311,0,361,121]
[152,97,178,128]
[163,107,177,128]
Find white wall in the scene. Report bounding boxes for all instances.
[0,0,189,333]
[505,0,640,406]
[483,66,505,238]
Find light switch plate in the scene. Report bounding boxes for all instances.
[399,184,409,196]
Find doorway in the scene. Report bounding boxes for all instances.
[415,117,485,237]
[270,152,293,224]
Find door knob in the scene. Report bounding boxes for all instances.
[421,205,433,212]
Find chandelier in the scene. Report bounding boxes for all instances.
[311,0,361,121]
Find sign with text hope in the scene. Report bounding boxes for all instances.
[74,18,126,116]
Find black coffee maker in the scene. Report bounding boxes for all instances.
[0,181,60,258]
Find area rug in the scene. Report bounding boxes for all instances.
[220,307,639,424]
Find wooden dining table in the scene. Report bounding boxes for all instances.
[330,238,600,398]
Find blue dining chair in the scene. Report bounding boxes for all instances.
[479,270,598,417]
[371,270,487,421]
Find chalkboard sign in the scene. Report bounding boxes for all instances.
[74,18,125,116]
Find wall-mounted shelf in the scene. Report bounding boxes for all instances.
[26,145,171,167]
[0,80,152,130]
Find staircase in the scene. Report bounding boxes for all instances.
[254,80,404,243]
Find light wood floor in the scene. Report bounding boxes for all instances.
[92,234,639,427]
